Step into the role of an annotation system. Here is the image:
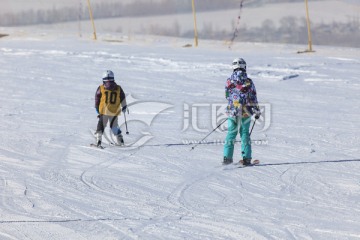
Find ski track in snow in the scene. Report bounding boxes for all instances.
[0,35,359,239]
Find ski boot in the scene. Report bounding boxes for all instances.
[90,131,104,149]
[222,157,233,165]
[115,133,124,146]
[240,158,252,166]
[240,158,260,166]
[95,131,102,147]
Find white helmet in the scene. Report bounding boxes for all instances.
[232,58,246,71]
[102,70,114,81]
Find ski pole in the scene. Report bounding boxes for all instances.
[190,118,227,151]
[124,112,129,135]
[249,118,257,136]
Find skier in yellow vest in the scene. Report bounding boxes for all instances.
[94,70,127,147]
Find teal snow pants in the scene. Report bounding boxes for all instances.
[223,116,252,160]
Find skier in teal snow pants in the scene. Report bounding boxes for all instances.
[224,117,252,161]
[223,58,260,165]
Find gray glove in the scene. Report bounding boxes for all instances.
[253,107,261,119]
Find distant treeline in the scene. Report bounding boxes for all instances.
[235,17,360,48]
[190,17,360,48]
[1,0,357,48]
[138,16,360,48]
[0,0,237,26]
[0,0,303,26]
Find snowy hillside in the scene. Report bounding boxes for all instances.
[0,32,360,239]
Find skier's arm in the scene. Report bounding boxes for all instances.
[248,78,260,118]
[95,86,101,114]
[225,78,232,99]
[119,87,127,113]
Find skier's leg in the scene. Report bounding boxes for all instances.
[223,117,238,163]
[95,115,108,146]
[110,116,124,146]
[240,117,252,162]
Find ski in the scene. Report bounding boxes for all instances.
[238,159,260,168]
[89,143,128,149]
[109,142,125,147]
[222,159,260,170]
[90,143,105,149]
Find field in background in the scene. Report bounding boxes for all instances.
[1,0,359,48]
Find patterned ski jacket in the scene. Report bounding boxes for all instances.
[225,70,259,118]
[95,81,127,116]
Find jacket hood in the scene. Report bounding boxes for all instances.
[103,81,117,90]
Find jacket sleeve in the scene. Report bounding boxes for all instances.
[248,78,259,110]
[95,86,101,113]
[225,78,233,99]
[225,81,229,99]
[119,86,127,108]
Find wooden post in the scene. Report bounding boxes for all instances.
[305,0,313,51]
[298,0,315,53]
[86,0,97,40]
[191,0,198,47]
[78,1,82,37]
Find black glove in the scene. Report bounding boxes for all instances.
[122,105,127,113]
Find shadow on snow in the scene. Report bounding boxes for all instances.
[257,159,360,167]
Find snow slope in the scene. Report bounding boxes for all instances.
[0,32,360,239]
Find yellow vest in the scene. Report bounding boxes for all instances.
[98,85,121,116]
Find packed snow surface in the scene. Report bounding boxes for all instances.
[0,33,359,239]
